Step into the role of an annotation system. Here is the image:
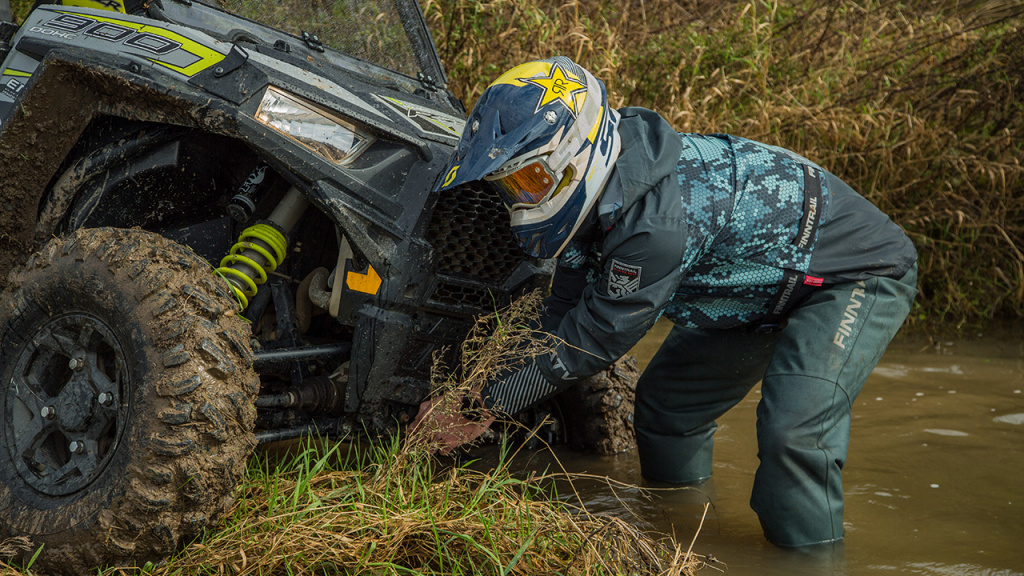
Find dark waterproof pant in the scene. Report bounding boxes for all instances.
[635,264,917,547]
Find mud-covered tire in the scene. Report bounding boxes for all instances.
[0,228,258,574]
[559,355,640,455]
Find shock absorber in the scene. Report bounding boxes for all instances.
[217,187,309,309]
[227,163,269,223]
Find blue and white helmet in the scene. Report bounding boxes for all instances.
[435,56,621,259]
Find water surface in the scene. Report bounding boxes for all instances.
[521,323,1024,575]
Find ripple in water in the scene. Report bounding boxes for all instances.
[923,429,969,437]
[993,413,1024,425]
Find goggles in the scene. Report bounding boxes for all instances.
[486,157,571,209]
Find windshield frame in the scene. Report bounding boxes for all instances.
[179,0,450,95]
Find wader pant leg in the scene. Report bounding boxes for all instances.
[752,264,918,547]
[635,325,778,483]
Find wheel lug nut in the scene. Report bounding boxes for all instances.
[98,392,114,406]
[68,356,85,371]
[40,406,57,419]
[69,441,86,454]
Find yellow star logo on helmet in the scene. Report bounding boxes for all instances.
[519,63,588,118]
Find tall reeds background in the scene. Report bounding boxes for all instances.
[423,0,1024,332]
[5,0,1022,329]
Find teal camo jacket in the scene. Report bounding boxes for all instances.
[482,107,917,413]
[540,108,917,381]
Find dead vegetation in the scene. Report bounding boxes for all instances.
[422,0,1024,331]
[2,455,709,574]
[4,0,1020,325]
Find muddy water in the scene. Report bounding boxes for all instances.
[516,321,1024,575]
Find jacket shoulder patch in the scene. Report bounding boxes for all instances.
[607,259,642,298]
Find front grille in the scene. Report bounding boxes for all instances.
[406,183,534,389]
[430,278,498,310]
[426,182,526,286]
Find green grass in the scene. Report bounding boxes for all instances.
[0,296,703,575]
[0,438,704,575]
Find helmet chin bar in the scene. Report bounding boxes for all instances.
[511,157,614,260]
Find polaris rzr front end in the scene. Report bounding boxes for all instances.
[0,1,547,571]
[1,0,545,430]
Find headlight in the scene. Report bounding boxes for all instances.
[256,86,374,165]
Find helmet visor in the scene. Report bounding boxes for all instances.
[487,160,560,208]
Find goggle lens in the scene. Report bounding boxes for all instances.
[491,161,558,207]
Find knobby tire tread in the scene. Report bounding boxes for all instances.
[0,228,258,575]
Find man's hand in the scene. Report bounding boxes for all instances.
[410,390,495,455]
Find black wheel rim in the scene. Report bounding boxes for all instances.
[5,313,129,496]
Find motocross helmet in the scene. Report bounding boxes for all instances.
[435,56,621,259]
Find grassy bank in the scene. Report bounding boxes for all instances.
[0,296,702,576]
[0,439,705,575]
[423,0,1024,332]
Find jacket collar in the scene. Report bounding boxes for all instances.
[595,107,684,229]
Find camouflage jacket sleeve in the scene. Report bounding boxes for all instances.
[535,175,685,384]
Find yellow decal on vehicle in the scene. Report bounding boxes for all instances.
[62,0,127,14]
[346,264,382,295]
[376,95,464,140]
[2,69,33,77]
[442,165,459,188]
[56,10,225,77]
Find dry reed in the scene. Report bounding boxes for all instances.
[422,0,1024,332]
[5,0,1020,325]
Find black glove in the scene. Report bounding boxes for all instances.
[481,359,560,415]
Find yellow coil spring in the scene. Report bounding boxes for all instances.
[215,224,288,309]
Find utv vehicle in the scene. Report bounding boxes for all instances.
[0,0,636,573]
